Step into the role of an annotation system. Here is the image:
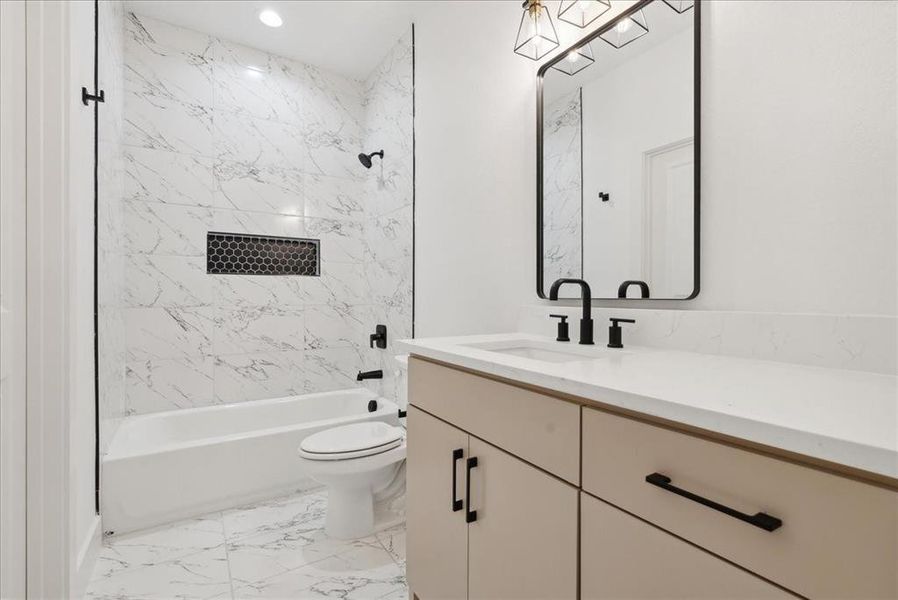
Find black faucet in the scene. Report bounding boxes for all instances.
[548,278,594,345]
[618,280,650,299]
[357,369,383,381]
[607,318,636,349]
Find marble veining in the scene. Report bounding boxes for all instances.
[85,489,407,600]
[112,13,414,416]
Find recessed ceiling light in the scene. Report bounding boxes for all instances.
[259,9,283,28]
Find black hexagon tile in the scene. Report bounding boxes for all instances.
[206,232,320,276]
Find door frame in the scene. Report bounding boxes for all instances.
[0,0,28,597]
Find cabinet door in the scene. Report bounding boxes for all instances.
[467,438,578,600]
[406,407,469,600]
[581,493,798,599]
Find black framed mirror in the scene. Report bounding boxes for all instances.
[537,0,700,300]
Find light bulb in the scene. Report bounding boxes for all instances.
[258,9,282,28]
[616,18,633,34]
[567,50,580,63]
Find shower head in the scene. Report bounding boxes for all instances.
[358,150,384,169]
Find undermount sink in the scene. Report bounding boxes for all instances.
[462,338,622,363]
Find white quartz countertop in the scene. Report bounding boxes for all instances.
[397,333,898,481]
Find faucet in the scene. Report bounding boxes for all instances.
[357,369,383,381]
[548,278,594,345]
[618,280,650,299]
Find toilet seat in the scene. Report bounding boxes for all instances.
[300,422,404,461]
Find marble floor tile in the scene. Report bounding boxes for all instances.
[86,489,407,600]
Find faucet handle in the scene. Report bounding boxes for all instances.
[549,314,570,342]
[610,318,636,326]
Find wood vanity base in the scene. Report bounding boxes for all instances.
[406,356,898,600]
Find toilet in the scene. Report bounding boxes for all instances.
[298,421,406,539]
[298,355,409,539]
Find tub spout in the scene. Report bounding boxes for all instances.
[357,369,383,381]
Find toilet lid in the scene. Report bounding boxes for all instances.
[300,422,404,460]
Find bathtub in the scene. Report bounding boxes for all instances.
[102,388,399,535]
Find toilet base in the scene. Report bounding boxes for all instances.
[325,485,376,539]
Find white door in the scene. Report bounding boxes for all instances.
[0,1,28,596]
[643,139,694,298]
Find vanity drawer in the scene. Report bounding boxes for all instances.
[582,407,898,599]
[408,357,580,484]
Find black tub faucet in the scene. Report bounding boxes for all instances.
[357,370,383,381]
[548,278,594,345]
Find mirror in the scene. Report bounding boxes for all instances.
[537,0,699,300]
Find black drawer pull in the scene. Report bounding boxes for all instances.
[645,472,782,532]
[466,457,478,523]
[451,448,463,512]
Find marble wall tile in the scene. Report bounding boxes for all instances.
[119,18,414,414]
[124,147,215,207]
[124,200,213,256]
[98,0,127,454]
[213,351,305,404]
[212,274,305,309]
[213,306,305,355]
[301,347,368,395]
[124,255,211,308]
[304,304,371,350]
[124,93,214,157]
[305,218,366,264]
[125,306,215,361]
[213,111,306,169]
[518,305,898,376]
[125,356,215,414]
[303,174,364,221]
[214,161,303,216]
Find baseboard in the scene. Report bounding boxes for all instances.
[72,515,101,599]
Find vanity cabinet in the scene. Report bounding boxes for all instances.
[407,406,578,600]
[581,493,796,599]
[406,357,898,600]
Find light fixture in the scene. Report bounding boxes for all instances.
[551,42,594,76]
[663,0,694,14]
[514,0,559,61]
[258,9,283,28]
[599,9,649,49]
[558,0,611,29]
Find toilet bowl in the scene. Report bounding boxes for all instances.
[298,421,406,539]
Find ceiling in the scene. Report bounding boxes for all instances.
[124,0,418,80]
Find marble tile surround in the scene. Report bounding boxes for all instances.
[109,14,414,416]
[85,489,407,599]
[542,90,582,286]
[98,0,128,454]
[520,305,898,375]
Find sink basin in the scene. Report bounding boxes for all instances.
[462,338,622,363]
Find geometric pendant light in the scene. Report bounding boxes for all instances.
[551,42,595,76]
[514,0,560,61]
[558,0,611,28]
[599,9,649,49]
[663,0,694,13]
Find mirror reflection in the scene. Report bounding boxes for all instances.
[540,0,697,299]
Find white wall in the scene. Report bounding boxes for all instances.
[413,0,897,333]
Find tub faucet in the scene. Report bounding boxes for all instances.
[357,369,383,381]
[548,278,594,345]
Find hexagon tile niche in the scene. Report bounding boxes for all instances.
[206,232,320,276]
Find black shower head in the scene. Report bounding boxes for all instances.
[358,150,384,169]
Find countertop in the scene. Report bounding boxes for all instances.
[397,333,898,482]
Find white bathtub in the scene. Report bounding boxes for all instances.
[102,388,399,535]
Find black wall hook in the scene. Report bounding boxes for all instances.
[82,87,105,106]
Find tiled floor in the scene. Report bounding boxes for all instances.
[85,489,407,599]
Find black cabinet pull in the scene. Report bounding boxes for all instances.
[645,473,782,532]
[465,457,478,523]
[451,449,463,512]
